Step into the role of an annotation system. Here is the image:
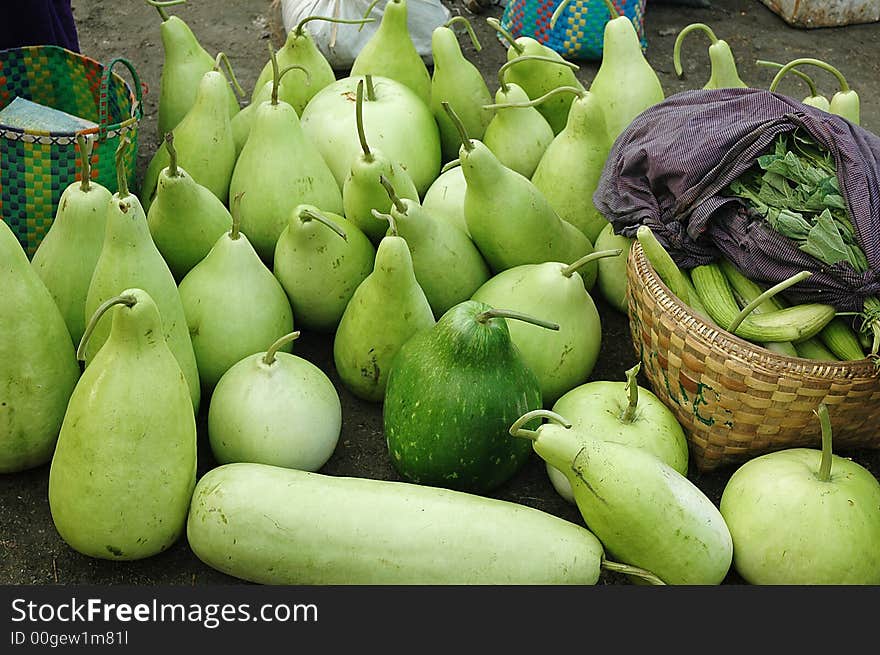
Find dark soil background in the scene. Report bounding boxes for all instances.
[2,0,879,586]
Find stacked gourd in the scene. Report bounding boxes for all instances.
[3,0,878,586]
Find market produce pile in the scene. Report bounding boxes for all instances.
[3,0,880,586]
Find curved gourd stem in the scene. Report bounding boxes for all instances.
[815,403,833,482]
[442,101,474,153]
[475,308,560,331]
[672,23,719,78]
[77,294,138,361]
[355,79,373,162]
[757,59,820,98]
[265,44,312,105]
[297,207,348,241]
[360,0,383,28]
[561,249,623,277]
[498,55,579,95]
[230,192,243,240]
[440,158,461,173]
[619,363,641,424]
[371,209,398,236]
[263,331,301,366]
[728,271,812,334]
[164,132,180,178]
[600,559,666,585]
[379,175,407,214]
[295,14,375,37]
[509,409,572,441]
[76,134,93,192]
[146,0,186,22]
[601,0,620,18]
[486,17,524,54]
[486,84,584,111]
[364,74,377,101]
[550,0,572,29]
[444,16,482,51]
[769,57,851,93]
[213,52,245,99]
[279,64,312,85]
[115,136,131,198]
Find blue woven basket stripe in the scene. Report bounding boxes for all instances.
[0,137,29,252]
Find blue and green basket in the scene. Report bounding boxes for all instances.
[499,0,647,61]
[0,46,142,256]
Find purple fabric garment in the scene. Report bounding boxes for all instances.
[593,87,880,312]
[0,0,80,52]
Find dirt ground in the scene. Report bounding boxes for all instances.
[2,0,879,586]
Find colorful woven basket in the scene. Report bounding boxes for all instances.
[626,241,880,472]
[498,0,647,60]
[0,46,142,257]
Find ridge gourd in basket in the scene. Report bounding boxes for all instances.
[0,47,142,256]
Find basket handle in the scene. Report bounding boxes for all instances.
[97,57,143,141]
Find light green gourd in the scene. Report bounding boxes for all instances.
[48,288,197,560]
[0,220,80,473]
[85,138,201,412]
[31,136,112,345]
[593,223,633,314]
[483,80,554,179]
[421,161,469,236]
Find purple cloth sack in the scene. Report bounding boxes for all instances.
[593,87,880,312]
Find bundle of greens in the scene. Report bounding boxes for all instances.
[727,129,880,356]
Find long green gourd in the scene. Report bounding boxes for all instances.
[672,23,747,89]
[758,59,830,111]
[769,57,860,124]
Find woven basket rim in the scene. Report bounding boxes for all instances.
[630,241,880,379]
[0,45,142,137]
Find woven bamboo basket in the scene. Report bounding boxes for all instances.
[626,241,880,472]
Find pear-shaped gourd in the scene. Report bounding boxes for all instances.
[149,0,241,138]
[379,179,490,317]
[251,15,365,114]
[431,17,494,162]
[48,288,197,560]
[0,221,80,473]
[530,87,613,243]
[673,22,747,89]
[594,223,633,313]
[85,139,201,412]
[142,58,238,209]
[351,0,432,106]
[421,160,468,236]
[487,17,585,135]
[230,48,343,262]
[471,250,615,406]
[548,364,689,503]
[273,204,375,333]
[384,302,552,493]
[207,332,342,472]
[588,0,664,141]
[333,228,435,402]
[178,196,294,390]
[483,78,554,179]
[31,136,112,345]
[446,104,593,275]
[342,79,420,243]
[147,132,233,281]
[232,69,307,158]
[301,74,441,197]
[511,410,733,585]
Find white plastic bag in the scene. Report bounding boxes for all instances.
[281,0,451,70]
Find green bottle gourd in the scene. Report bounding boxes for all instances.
[769,57,859,124]
[332,222,435,403]
[430,17,494,163]
[273,204,376,333]
[48,289,197,560]
[342,78,420,244]
[31,136,112,345]
[526,86,613,243]
[146,132,233,281]
[229,45,343,262]
[672,22,747,89]
[178,194,295,391]
[351,0,432,107]
[142,54,239,210]
[421,160,469,237]
[379,177,490,317]
[757,60,830,112]
[487,17,584,135]
[85,138,201,412]
[587,0,665,142]
[149,0,241,138]
[445,103,593,275]
[0,220,80,473]
[593,223,633,313]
